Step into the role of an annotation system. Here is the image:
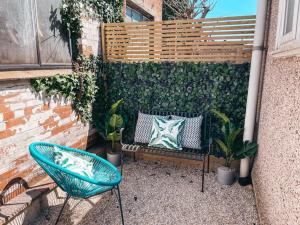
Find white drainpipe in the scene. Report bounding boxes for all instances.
[239,0,268,183]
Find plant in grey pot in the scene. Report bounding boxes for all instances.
[97,99,125,166]
[212,110,258,185]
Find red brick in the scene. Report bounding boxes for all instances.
[0,104,11,113]
[6,117,26,128]
[51,121,75,136]
[0,129,16,139]
[41,104,50,111]
[13,154,30,166]
[0,168,18,181]
[0,93,20,103]
[70,136,88,149]
[3,111,14,121]
[54,105,72,119]
[24,107,33,116]
[40,117,58,130]
[0,180,7,190]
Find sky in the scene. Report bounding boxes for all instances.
[206,0,257,18]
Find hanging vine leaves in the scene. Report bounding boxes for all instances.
[31,1,123,123]
[60,0,124,59]
[30,56,99,123]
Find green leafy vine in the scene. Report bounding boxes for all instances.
[60,0,124,59]
[31,0,123,124]
[31,56,99,123]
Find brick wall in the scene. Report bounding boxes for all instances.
[0,79,97,192]
[141,0,162,21]
[124,0,163,21]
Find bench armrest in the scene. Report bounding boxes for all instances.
[120,128,125,146]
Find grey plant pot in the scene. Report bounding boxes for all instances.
[107,151,121,167]
[217,166,236,185]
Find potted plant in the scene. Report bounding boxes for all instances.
[212,110,258,185]
[97,99,125,166]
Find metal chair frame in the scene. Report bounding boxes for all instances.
[54,185,124,225]
[29,142,125,225]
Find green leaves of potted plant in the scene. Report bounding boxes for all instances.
[97,99,125,166]
[212,110,258,185]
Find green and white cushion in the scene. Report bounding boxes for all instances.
[171,115,203,149]
[134,112,168,143]
[53,147,94,178]
[148,116,185,150]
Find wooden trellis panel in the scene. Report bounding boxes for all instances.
[102,15,256,63]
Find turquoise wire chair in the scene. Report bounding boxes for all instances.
[29,142,124,225]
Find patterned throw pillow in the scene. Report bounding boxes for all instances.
[148,116,185,150]
[53,147,94,178]
[134,112,168,143]
[171,115,203,149]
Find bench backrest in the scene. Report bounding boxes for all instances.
[133,109,211,149]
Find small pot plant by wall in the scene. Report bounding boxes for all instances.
[97,99,125,166]
[212,110,258,185]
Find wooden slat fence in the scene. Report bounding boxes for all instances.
[102,15,256,63]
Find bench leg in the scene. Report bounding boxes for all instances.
[133,152,136,162]
[207,154,210,173]
[120,151,124,175]
[201,155,206,193]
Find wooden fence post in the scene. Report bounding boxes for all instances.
[100,23,106,61]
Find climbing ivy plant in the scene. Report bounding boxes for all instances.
[60,0,124,59]
[31,56,99,123]
[31,0,123,123]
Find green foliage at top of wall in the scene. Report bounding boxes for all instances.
[31,56,100,123]
[60,0,124,59]
[100,61,250,141]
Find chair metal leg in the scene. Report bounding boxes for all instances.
[201,155,206,193]
[55,194,70,225]
[116,185,125,225]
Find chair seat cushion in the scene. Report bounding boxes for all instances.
[171,115,203,149]
[53,147,94,178]
[134,112,168,143]
[148,116,185,150]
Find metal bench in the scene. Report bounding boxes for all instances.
[120,110,212,192]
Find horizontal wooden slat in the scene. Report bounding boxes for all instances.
[108,58,250,63]
[106,36,254,44]
[106,45,252,52]
[105,31,255,40]
[103,15,255,63]
[106,40,254,47]
[105,20,256,32]
[106,15,256,26]
[106,53,252,58]
[105,25,256,35]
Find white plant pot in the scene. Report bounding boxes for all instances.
[107,151,121,167]
[217,166,236,185]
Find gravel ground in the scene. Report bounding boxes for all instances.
[32,160,259,225]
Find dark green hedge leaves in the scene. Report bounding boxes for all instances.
[101,61,250,140]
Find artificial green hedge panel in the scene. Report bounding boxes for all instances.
[102,62,250,140]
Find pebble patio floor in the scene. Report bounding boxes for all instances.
[32,160,259,225]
